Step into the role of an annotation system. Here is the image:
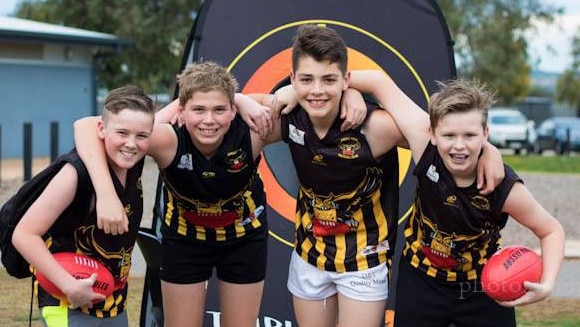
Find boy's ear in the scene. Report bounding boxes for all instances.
[483,125,489,142]
[429,126,437,145]
[97,118,106,140]
[343,71,351,91]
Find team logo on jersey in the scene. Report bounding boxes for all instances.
[337,137,361,159]
[225,148,248,173]
[76,225,133,286]
[311,153,326,166]
[427,164,439,182]
[470,195,490,211]
[177,153,193,170]
[202,171,216,179]
[444,195,458,207]
[289,124,305,145]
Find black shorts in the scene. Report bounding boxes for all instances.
[394,259,515,327]
[160,227,268,284]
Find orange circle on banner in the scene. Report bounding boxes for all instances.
[241,48,412,222]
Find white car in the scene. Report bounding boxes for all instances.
[487,108,536,154]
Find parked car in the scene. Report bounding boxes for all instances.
[487,108,536,154]
[534,117,580,154]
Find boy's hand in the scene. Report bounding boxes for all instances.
[239,104,274,139]
[237,94,274,139]
[66,273,107,309]
[169,112,184,126]
[96,193,129,235]
[275,85,298,115]
[496,281,552,307]
[340,88,367,131]
[477,142,504,194]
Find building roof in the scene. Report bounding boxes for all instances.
[0,15,131,49]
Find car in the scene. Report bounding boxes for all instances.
[487,108,536,155]
[534,117,580,154]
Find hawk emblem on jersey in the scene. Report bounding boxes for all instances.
[178,191,246,228]
[337,137,361,159]
[76,225,132,288]
[419,215,486,271]
[300,167,382,236]
[308,194,359,236]
[225,148,248,173]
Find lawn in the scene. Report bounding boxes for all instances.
[503,153,580,174]
[1,268,579,327]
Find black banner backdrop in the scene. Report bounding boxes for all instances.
[139,1,456,326]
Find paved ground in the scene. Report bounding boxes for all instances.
[1,157,579,298]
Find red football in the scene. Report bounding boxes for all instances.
[481,246,542,301]
[36,252,114,300]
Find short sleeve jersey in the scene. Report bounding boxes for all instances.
[281,102,399,273]
[160,115,267,243]
[38,149,145,318]
[402,143,522,282]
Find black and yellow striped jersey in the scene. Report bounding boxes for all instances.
[38,150,145,318]
[282,102,399,273]
[402,143,522,282]
[160,115,267,243]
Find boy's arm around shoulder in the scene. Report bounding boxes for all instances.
[146,122,179,169]
[349,70,430,162]
[73,116,127,235]
[500,181,566,307]
[12,164,106,307]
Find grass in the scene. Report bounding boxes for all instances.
[0,268,143,327]
[502,153,580,174]
[2,268,580,327]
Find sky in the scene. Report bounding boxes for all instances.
[1,0,578,73]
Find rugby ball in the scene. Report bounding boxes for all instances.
[481,246,542,301]
[36,252,114,300]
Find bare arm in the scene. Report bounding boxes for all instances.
[349,70,503,193]
[476,143,505,194]
[498,182,565,307]
[348,70,430,163]
[73,117,127,234]
[12,165,106,308]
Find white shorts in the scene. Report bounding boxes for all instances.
[287,250,389,302]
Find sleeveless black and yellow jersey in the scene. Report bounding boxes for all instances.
[281,102,399,273]
[38,149,145,318]
[160,115,266,243]
[402,143,522,282]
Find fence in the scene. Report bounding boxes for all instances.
[0,121,59,185]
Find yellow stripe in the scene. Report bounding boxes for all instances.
[268,230,294,247]
[334,234,347,271]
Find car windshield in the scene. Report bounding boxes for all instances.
[491,115,526,124]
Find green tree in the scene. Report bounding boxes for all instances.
[437,0,561,105]
[556,27,580,116]
[16,0,203,93]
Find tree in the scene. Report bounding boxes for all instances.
[556,27,580,116]
[16,0,203,94]
[437,0,561,105]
